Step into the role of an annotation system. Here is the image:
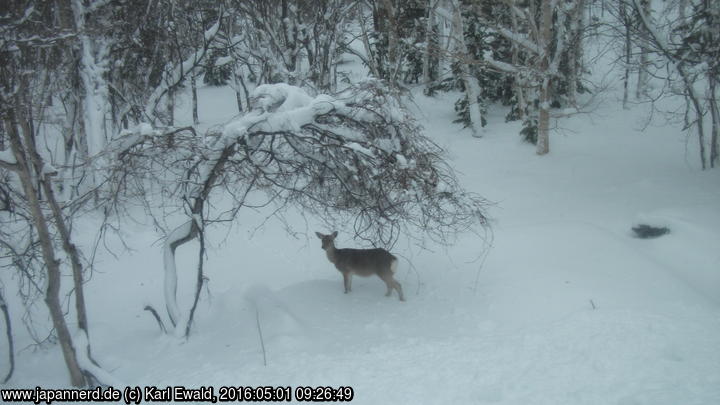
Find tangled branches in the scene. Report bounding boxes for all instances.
[100,80,490,336]
[106,80,488,245]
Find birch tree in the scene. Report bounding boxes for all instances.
[476,0,583,154]
[422,0,441,85]
[0,0,221,386]
[628,0,720,168]
[635,0,652,99]
[72,0,112,157]
[451,0,484,137]
[1,51,114,390]
[1,2,86,387]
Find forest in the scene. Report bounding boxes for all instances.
[1,0,719,403]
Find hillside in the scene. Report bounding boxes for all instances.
[4,66,720,404]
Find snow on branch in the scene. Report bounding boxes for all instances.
[0,149,18,171]
[110,80,490,243]
[101,80,489,336]
[111,81,490,240]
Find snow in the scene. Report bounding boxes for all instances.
[344,142,374,156]
[41,162,57,175]
[3,33,720,405]
[251,83,314,113]
[223,86,335,140]
[135,122,154,136]
[395,153,408,169]
[73,331,125,387]
[0,149,16,165]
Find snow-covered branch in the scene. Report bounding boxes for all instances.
[103,81,489,337]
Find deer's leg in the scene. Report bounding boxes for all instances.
[343,272,352,293]
[394,279,405,302]
[380,274,393,297]
[384,280,393,297]
[381,274,404,301]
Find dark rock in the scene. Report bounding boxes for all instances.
[632,224,670,239]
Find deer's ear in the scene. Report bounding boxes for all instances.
[331,231,338,239]
[315,232,324,239]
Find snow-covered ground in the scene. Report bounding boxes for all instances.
[3,61,720,405]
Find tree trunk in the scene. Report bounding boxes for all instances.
[537,78,551,155]
[682,70,707,169]
[167,87,175,127]
[567,0,585,105]
[20,104,94,354]
[536,0,553,155]
[192,74,199,125]
[452,0,483,137]
[5,109,86,387]
[636,0,650,100]
[235,90,244,114]
[709,75,719,168]
[621,1,631,109]
[510,4,526,120]
[185,223,206,338]
[72,0,109,158]
[422,0,438,86]
[61,92,82,198]
[236,68,250,113]
[226,21,244,114]
[0,289,13,384]
[359,10,381,78]
[318,38,334,91]
[379,0,399,81]
[58,0,87,196]
[161,144,237,337]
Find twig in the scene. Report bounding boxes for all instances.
[472,232,494,294]
[394,252,422,296]
[143,305,167,334]
[1,289,14,383]
[255,308,267,367]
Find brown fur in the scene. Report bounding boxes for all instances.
[315,231,404,301]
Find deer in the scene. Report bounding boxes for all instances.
[315,231,405,302]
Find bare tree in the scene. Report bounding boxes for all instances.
[620,0,720,169]
[143,10,223,125]
[474,0,584,154]
[102,81,489,337]
[228,0,355,91]
[0,0,126,386]
[3,103,88,387]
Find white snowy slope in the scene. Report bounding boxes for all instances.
[3,60,720,405]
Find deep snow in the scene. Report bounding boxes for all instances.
[2,56,720,405]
